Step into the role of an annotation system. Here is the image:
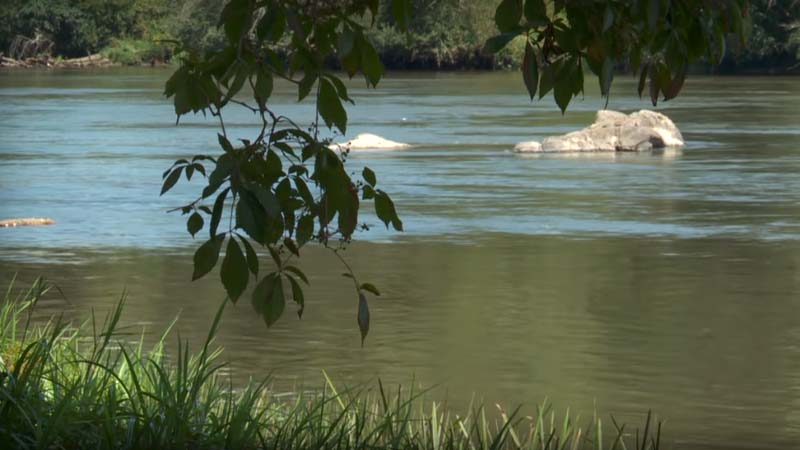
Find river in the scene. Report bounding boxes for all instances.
[1,68,800,449]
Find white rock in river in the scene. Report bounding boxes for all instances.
[513,110,684,153]
[513,141,542,152]
[331,133,410,150]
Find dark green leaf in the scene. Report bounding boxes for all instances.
[391,0,411,31]
[298,73,317,101]
[360,282,380,296]
[374,191,402,231]
[267,244,282,268]
[495,0,522,33]
[221,238,248,302]
[318,78,348,134]
[338,25,356,56]
[360,37,383,87]
[286,274,305,318]
[524,0,547,23]
[238,234,259,275]
[637,64,649,98]
[283,237,299,256]
[600,57,614,97]
[210,187,230,238]
[483,32,521,53]
[284,265,309,285]
[362,167,376,187]
[236,191,267,244]
[358,292,370,346]
[187,212,204,237]
[160,168,182,196]
[251,273,284,327]
[602,7,614,32]
[264,275,284,326]
[218,134,234,153]
[296,214,314,245]
[254,68,273,107]
[220,0,250,44]
[522,42,538,100]
[192,234,224,281]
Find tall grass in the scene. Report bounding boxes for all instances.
[0,278,662,450]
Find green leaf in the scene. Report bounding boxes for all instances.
[160,168,182,196]
[637,64,649,98]
[238,234,259,275]
[391,0,411,31]
[483,32,521,53]
[522,42,538,100]
[495,0,522,33]
[251,273,285,327]
[375,191,402,231]
[286,274,305,318]
[362,167,376,187]
[192,234,224,281]
[318,78,348,134]
[209,187,230,238]
[600,57,614,97]
[267,245,282,268]
[218,134,234,153]
[647,0,659,30]
[359,37,383,87]
[338,25,356,56]
[360,282,380,296]
[187,212,204,237]
[236,191,267,244]
[283,237,299,256]
[254,68,273,107]
[295,178,314,204]
[264,275,284,327]
[284,265,309,285]
[298,73,317,101]
[325,74,353,104]
[602,7,614,32]
[257,5,286,42]
[296,214,314,245]
[221,238,248,302]
[220,0,250,44]
[524,0,547,23]
[358,292,370,346]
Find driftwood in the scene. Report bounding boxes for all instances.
[0,53,115,69]
[0,218,55,228]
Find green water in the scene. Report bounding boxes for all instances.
[2,69,800,448]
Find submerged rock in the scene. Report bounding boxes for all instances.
[332,133,410,151]
[513,110,684,153]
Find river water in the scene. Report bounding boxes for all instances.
[1,68,800,448]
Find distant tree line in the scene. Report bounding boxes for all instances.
[0,0,797,71]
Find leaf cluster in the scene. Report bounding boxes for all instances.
[485,0,751,112]
[162,0,411,342]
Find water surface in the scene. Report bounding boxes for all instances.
[1,69,800,449]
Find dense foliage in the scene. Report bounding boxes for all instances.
[1,0,797,70]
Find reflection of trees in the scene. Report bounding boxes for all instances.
[2,236,800,444]
[583,238,800,445]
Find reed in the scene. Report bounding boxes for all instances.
[0,278,661,450]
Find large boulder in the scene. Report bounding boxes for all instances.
[514,110,684,153]
[331,133,410,151]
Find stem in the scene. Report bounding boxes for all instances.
[330,247,359,291]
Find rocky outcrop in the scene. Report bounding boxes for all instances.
[331,133,410,151]
[0,218,54,227]
[513,110,684,153]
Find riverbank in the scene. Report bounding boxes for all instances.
[0,279,661,449]
[0,53,117,69]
